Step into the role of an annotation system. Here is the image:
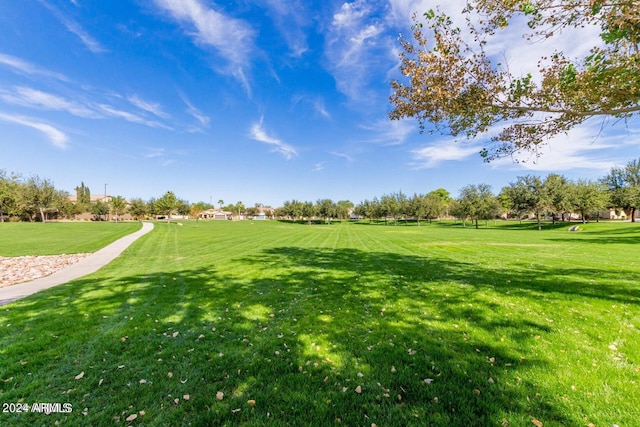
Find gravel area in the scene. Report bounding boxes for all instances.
[0,254,91,288]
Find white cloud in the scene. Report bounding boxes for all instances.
[0,53,68,81]
[0,86,98,118]
[291,94,331,119]
[411,138,481,169]
[331,151,353,162]
[146,147,166,158]
[0,112,68,148]
[249,117,297,159]
[312,162,325,172]
[152,0,255,88]
[262,0,309,58]
[491,120,628,173]
[97,104,172,130]
[325,1,393,104]
[313,98,330,119]
[179,93,210,127]
[128,95,170,119]
[361,118,415,146]
[39,0,106,53]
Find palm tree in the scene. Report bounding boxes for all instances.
[235,201,245,219]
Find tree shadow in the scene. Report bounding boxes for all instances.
[1,245,637,425]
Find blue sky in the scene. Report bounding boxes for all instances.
[1,0,638,207]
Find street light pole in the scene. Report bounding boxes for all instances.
[104,183,108,221]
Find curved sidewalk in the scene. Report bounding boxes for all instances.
[0,222,154,306]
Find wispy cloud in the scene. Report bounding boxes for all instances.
[325,1,392,104]
[0,53,68,81]
[262,0,309,58]
[128,95,170,119]
[411,138,481,169]
[152,0,256,89]
[361,118,415,145]
[291,94,331,119]
[312,162,326,172]
[0,112,68,148]
[313,98,330,119]
[97,104,172,130]
[39,0,106,53]
[179,93,210,128]
[249,117,297,159]
[146,147,166,158]
[331,151,354,162]
[0,86,98,118]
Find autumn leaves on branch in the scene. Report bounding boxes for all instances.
[389,1,640,162]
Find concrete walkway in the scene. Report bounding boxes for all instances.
[0,221,154,306]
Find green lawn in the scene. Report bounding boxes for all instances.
[0,222,142,256]
[0,220,638,426]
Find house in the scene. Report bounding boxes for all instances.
[200,208,232,220]
[249,207,273,220]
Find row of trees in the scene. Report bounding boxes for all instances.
[275,199,354,223]
[354,189,451,226]
[0,172,69,223]
[2,157,639,225]
[352,158,640,229]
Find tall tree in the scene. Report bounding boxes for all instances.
[91,201,109,221]
[235,201,245,219]
[336,200,354,220]
[75,182,91,206]
[20,175,59,223]
[603,158,640,222]
[457,184,501,229]
[409,193,428,225]
[110,196,127,222]
[569,180,610,223]
[0,170,19,222]
[301,201,317,224]
[506,175,549,230]
[176,199,191,217]
[128,198,148,221]
[155,191,179,222]
[543,174,572,223]
[316,199,337,223]
[424,192,445,224]
[428,188,451,217]
[500,183,529,222]
[390,2,640,161]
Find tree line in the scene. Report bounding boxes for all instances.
[352,158,640,228]
[1,157,639,225]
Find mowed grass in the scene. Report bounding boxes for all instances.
[0,220,639,426]
[0,222,142,256]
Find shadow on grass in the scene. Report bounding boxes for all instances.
[1,246,637,425]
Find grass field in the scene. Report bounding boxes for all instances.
[0,222,142,256]
[0,220,638,426]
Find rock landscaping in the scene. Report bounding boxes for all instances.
[0,254,90,288]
